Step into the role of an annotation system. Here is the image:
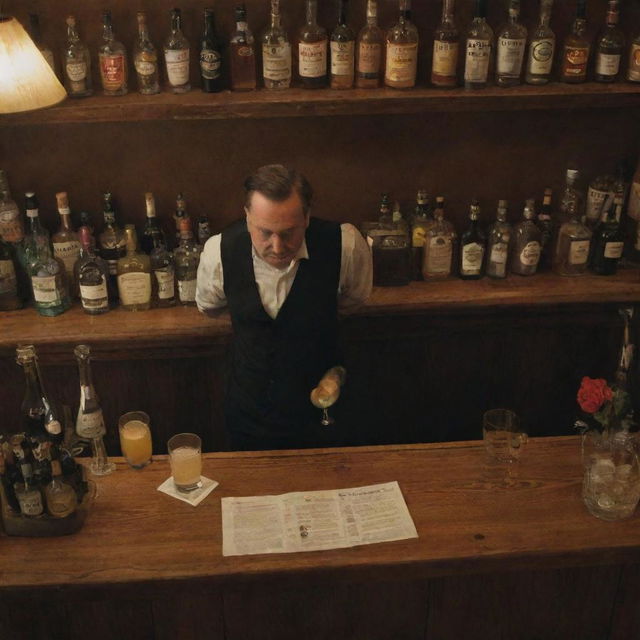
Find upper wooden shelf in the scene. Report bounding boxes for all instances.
[2,81,640,126]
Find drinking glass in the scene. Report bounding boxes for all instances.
[310,366,346,426]
[118,411,153,469]
[482,408,527,463]
[168,433,202,492]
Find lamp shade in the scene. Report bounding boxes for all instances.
[0,16,67,114]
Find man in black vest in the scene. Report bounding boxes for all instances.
[196,165,372,451]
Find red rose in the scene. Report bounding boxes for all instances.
[577,377,613,414]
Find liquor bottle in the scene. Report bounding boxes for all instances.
[0,238,21,311]
[385,0,419,89]
[134,12,160,95]
[52,192,81,291]
[74,344,115,476]
[525,0,555,85]
[486,200,512,279]
[590,190,625,275]
[422,196,455,280]
[432,0,459,88]
[0,171,24,244]
[29,243,71,317]
[140,192,166,255]
[14,462,44,517]
[29,13,56,74]
[0,448,21,513]
[150,236,176,307]
[174,218,202,306]
[299,0,328,89]
[391,201,409,236]
[559,168,585,223]
[496,0,527,87]
[117,225,152,311]
[98,10,128,96]
[586,169,615,229]
[197,216,212,246]
[595,1,624,83]
[464,0,493,90]
[553,198,592,276]
[331,0,355,89]
[378,193,392,225]
[164,8,191,94]
[22,192,50,271]
[173,192,189,247]
[510,199,542,276]
[356,0,383,88]
[537,187,554,269]
[262,0,292,90]
[200,8,224,92]
[44,459,77,518]
[230,5,257,91]
[410,189,432,280]
[561,0,589,83]
[98,192,127,298]
[459,200,486,279]
[62,15,93,98]
[75,226,110,315]
[627,28,640,82]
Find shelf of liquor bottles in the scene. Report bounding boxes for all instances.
[2,81,640,126]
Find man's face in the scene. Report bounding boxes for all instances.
[246,190,309,269]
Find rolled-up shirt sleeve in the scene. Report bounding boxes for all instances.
[196,233,227,314]
[338,223,372,313]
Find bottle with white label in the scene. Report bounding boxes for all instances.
[590,190,625,275]
[98,10,128,96]
[0,237,21,311]
[164,8,191,93]
[496,0,527,87]
[464,0,493,90]
[585,170,615,229]
[62,15,92,98]
[52,192,81,297]
[459,200,486,279]
[30,241,71,317]
[432,0,459,88]
[525,0,555,85]
[174,218,202,306]
[262,0,292,90]
[627,29,640,82]
[22,192,50,271]
[117,225,152,311]
[0,170,24,245]
[15,463,44,517]
[299,0,328,88]
[75,226,110,315]
[331,0,355,89]
[385,0,418,89]
[150,235,176,308]
[134,11,160,95]
[422,196,455,280]
[356,0,383,88]
[595,1,624,83]
[553,198,592,276]
[486,200,512,279]
[510,199,542,276]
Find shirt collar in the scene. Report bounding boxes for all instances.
[252,238,309,272]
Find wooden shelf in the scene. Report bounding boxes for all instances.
[2,82,640,126]
[0,269,638,356]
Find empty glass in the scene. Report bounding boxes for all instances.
[483,408,527,463]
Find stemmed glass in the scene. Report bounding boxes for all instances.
[310,366,346,426]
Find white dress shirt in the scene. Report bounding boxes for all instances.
[196,222,372,319]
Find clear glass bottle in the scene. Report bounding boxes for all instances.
[52,192,81,295]
[117,225,152,311]
[586,170,615,229]
[98,192,127,299]
[262,0,292,90]
[14,463,44,517]
[173,192,189,248]
[0,170,23,245]
[422,196,455,280]
[627,28,640,82]
[75,225,110,315]
[553,199,592,276]
[432,0,459,88]
[561,0,589,83]
[590,190,625,275]
[140,192,166,255]
[410,189,433,280]
[29,244,70,317]
[595,1,624,83]
[0,238,21,311]
[378,193,392,225]
[62,15,92,98]
[459,200,486,279]
[331,0,355,89]
[356,0,383,88]
[151,236,176,308]
[197,216,212,246]
[200,8,225,92]
[134,11,160,95]
[559,168,585,224]
[29,13,56,74]
[464,0,493,90]
[510,199,542,276]
[496,0,527,87]
[230,4,257,91]
[98,10,128,96]
[174,218,202,306]
[45,459,77,518]
[164,8,191,93]
[525,0,555,85]
[391,201,409,236]
[486,199,512,279]
[537,187,554,269]
[74,344,115,476]
[299,0,328,89]
[385,0,419,89]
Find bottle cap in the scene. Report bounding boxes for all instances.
[56,192,70,213]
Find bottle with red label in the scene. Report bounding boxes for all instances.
[98,10,128,96]
[560,0,590,83]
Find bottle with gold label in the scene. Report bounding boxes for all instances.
[525,0,555,85]
[230,4,256,90]
[298,0,327,88]
[410,190,432,280]
[459,200,486,279]
[134,12,159,95]
[98,10,128,96]
[385,0,418,89]
[561,0,590,83]
[117,225,152,311]
[63,15,93,98]
[331,0,355,89]
[627,29,640,82]
[45,459,77,518]
[356,0,383,88]
[432,0,459,88]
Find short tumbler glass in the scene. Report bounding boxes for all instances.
[168,433,202,493]
[118,411,153,469]
[483,408,527,463]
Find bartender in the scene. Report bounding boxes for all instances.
[196,165,372,451]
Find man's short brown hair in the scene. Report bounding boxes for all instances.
[244,165,313,215]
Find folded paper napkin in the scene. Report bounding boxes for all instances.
[157,476,219,506]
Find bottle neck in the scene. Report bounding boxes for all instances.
[138,21,149,41]
[76,355,93,389]
[204,13,215,37]
[271,3,281,29]
[366,0,377,25]
[22,360,43,408]
[102,18,114,43]
[172,15,182,35]
[606,7,619,27]
[58,210,72,231]
[475,0,487,20]
[67,23,80,43]
[338,0,347,26]
[306,0,318,25]
[442,0,455,22]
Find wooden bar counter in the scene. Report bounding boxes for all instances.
[2,436,640,639]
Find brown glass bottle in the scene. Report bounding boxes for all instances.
[299,0,328,88]
[561,0,590,83]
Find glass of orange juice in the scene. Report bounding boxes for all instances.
[167,433,202,492]
[118,411,153,469]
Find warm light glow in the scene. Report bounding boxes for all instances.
[0,16,67,114]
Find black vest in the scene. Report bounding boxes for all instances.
[221,217,342,438]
